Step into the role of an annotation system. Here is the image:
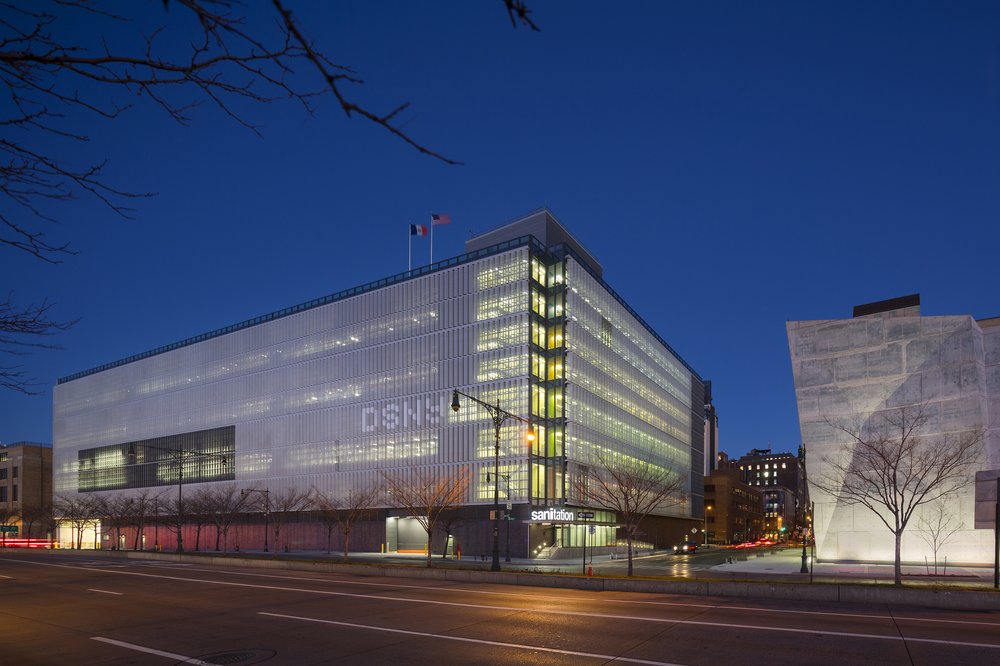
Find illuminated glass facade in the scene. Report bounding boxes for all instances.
[53,211,705,556]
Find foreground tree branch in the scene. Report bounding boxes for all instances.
[0,0,537,392]
[0,293,77,393]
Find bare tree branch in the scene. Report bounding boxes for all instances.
[1,1,538,392]
[572,449,685,576]
[503,0,540,31]
[814,403,982,584]
[383,466,469,567]
[312,485,379,559]
[0,292,77,393]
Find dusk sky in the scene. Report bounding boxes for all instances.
[3,1,999,460]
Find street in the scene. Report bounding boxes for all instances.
[3,550,1000,665]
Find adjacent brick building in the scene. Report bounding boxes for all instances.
[0,442,53,538]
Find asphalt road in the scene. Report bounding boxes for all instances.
[3,550,1000,666]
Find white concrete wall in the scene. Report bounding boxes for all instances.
[788,311,998,565]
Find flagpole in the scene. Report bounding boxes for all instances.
[429,213,434,265]
[407,224,412,272]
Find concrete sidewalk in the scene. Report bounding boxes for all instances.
[709,546,997,588]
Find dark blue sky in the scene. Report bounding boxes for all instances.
[4,2,999,459]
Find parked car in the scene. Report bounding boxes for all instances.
[673,541,699,554]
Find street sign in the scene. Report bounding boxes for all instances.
[588,525,596,534]
[506,502,512,510]
[578,511,595,519]
[0,526,18,534]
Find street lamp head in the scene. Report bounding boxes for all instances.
[526,424,535,443]
[450,390,461,413]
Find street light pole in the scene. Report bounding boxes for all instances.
[810,501,815,584]
[498,473,511,563]
[800,504,810,574]
[451,389,533,573]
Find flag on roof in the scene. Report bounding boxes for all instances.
[410,224,428,236]
[431,213,452,226]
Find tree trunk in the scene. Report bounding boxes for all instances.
[425,531,432,567]
[343,529,351,561]
[894,530,902,585]
[626,533,634,577]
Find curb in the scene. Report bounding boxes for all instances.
[85,549,1000,612]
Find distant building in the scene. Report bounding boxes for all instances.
[703,380,719,476]
[787,294,1000,564]
[703,460,763,544]
[0,442,53,538]
[733,448,807,534]
[761,486,796,539]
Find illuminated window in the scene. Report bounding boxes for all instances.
[477,292,528,321]
[531,289,547,316]
[478,259,525,289]
[600,317,613,347]
[531,257,547,286]
[547,324,564,350]
[531,322,546,348]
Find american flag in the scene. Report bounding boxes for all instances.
[431,213,452,226]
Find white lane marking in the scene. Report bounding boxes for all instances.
[91,637,213,665]
[189,566,1000,629]
[17,558,1000,647]
[259,611,686,666]
[88,588,123,596]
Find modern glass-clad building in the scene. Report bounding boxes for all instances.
[53,210,705,556]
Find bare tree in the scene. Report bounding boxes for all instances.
[917,502,960,575]
[815,403,982,585]
[156,495,183,550]
[97,493,136,550]
[312,486,379,559]
[184,488,212,551]
[0,506,17,545]
[54,494,101,548]
[268,487,312,552]
[573,450,685,576]
[203,484,250,551]
[383,467,470,568]
[131,489,161,550]
[20,503,50,539]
